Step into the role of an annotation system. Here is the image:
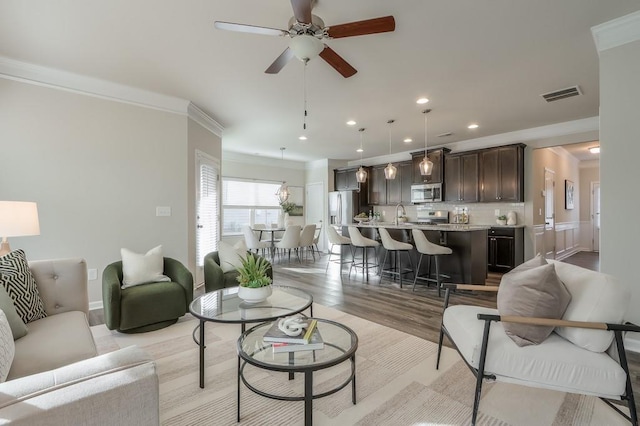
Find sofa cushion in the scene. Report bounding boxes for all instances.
[497,262,571,346]
[550,260,630,352]
[0,286,28,340]
[7,311,97,381]
[120,245,170,288]
[0,310,15,382]
[119,281,187,331]
[443,305,627,398]
[218,240,247,273]
[0,250,47,324]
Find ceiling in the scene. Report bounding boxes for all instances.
[1,0,639,163]
[561,141,600,162]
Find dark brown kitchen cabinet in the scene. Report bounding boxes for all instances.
[479,144,525,202]
[444,152,479,202]
[411,148,450,184]
[369,165,387,205]
[386,161,412,205]
[487,227,524,272]
[334,167,369,192]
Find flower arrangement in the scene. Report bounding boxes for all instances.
[236,255,272,288]
[280,201,296,214]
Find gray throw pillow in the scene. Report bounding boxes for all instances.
[0,286,28,339]
[0,250,47,323]
[497,262,571,346]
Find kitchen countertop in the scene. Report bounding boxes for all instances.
[489,224,526,228]
[348,222,490,232]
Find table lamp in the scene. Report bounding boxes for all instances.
[0,201,40,256]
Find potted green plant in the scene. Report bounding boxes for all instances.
[496,215,507,226]
[236,254,273,304]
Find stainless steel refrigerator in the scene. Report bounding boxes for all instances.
[329,191,365,226]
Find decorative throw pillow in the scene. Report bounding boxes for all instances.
[218,240,247,273]
[0,286,28,340]
[0,249,47,324]
[510,253,547,274]
[497,262,571,346]
[120,245,170,289]
[0,310,16,382]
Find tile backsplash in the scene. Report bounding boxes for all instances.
[374,202,525,226]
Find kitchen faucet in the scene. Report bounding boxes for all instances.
[394,203,406,225]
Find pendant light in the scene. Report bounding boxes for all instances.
[384,119,397,180]
[419,109,434,176]
[275,147,290,204]
[356,128,368,183]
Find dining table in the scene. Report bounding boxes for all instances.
[252,226,285,260]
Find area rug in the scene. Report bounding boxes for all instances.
[91,304,628,425]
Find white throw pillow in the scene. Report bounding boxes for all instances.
[218,240,247,273]
[120,245,171,289]
[550,260,630,352]
[0,309,15,382]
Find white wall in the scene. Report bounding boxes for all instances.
[0,79,190,305]
[578,164,599,250]
[599,37,640,325]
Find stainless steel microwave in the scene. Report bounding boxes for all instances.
[410,183,442,203]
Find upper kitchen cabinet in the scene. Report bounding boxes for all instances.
[368,165,387,205]
[411,148,450,184]
[386,161,413,205]
[479,144,525,202]
[444,152,479,202]
[334,166,369,192]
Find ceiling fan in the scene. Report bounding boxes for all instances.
[214,0,395,78]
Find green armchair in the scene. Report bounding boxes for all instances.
[102,257,193,333]
[204,251,273,293]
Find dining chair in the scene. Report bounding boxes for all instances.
[242,225,270,256]
[275,225,301,263]
[298,224,317,262]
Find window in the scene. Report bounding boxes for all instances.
[222,179,282,236]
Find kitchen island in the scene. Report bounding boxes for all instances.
[342,222,489,284]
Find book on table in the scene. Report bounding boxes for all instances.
[272,327,324,353]
[263,319,318,344]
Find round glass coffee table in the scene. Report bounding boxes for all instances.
[237,318,358,426]
[189,285,313,388]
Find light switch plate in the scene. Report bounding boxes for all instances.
[88,269,98,281]
[494,209,500,217]
[156,206,171,217]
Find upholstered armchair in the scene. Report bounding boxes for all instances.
[203,251,273,293]
[102,257,193,333]
[437,260,638,425]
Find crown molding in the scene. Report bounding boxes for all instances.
[592,10,640,53]
[187,103,224,137]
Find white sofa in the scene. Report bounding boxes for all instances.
[0,258,159,425]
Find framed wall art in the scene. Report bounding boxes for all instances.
[565,179,575,210]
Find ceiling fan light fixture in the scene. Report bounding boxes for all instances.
[289,35,324,61]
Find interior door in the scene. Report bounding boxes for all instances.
[592,182,600,252]
[305,182,325,252]
[195,151,220,287]
[544,168,556,259]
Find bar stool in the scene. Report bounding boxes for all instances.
[348,226,380,281]
[411,229,452,296]
[378,228,415,289]
[325,226,352,273]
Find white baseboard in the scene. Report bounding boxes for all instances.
[554,246,581,261]
[89,301,103,311]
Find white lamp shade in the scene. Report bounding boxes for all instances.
[419,158,434,176]
[356,167,367,183]
[384,163,397,180]
[0,201,40,237]
[289,35,324,60]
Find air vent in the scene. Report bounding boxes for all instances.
[438,132,453,137]
[541,85,582,102]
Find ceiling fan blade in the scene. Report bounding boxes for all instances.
[326,16,395,39]
[319,45,357,78]
[265,48,295,74]
[290,0,313,24]
[214,21,288,37]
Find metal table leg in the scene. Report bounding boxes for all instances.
[199,320,205,388]
[304,370,313,426]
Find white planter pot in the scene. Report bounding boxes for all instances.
[237,285,272,304]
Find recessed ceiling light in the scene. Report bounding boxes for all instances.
[346,120,357,126]
[403,138,413,143]
[468,123,479,129]
[356,148,363,153]
[298,135,307,141]
[416,98,429,105]
[589,146,600,154]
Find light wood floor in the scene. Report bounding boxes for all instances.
[91,249,639,415]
